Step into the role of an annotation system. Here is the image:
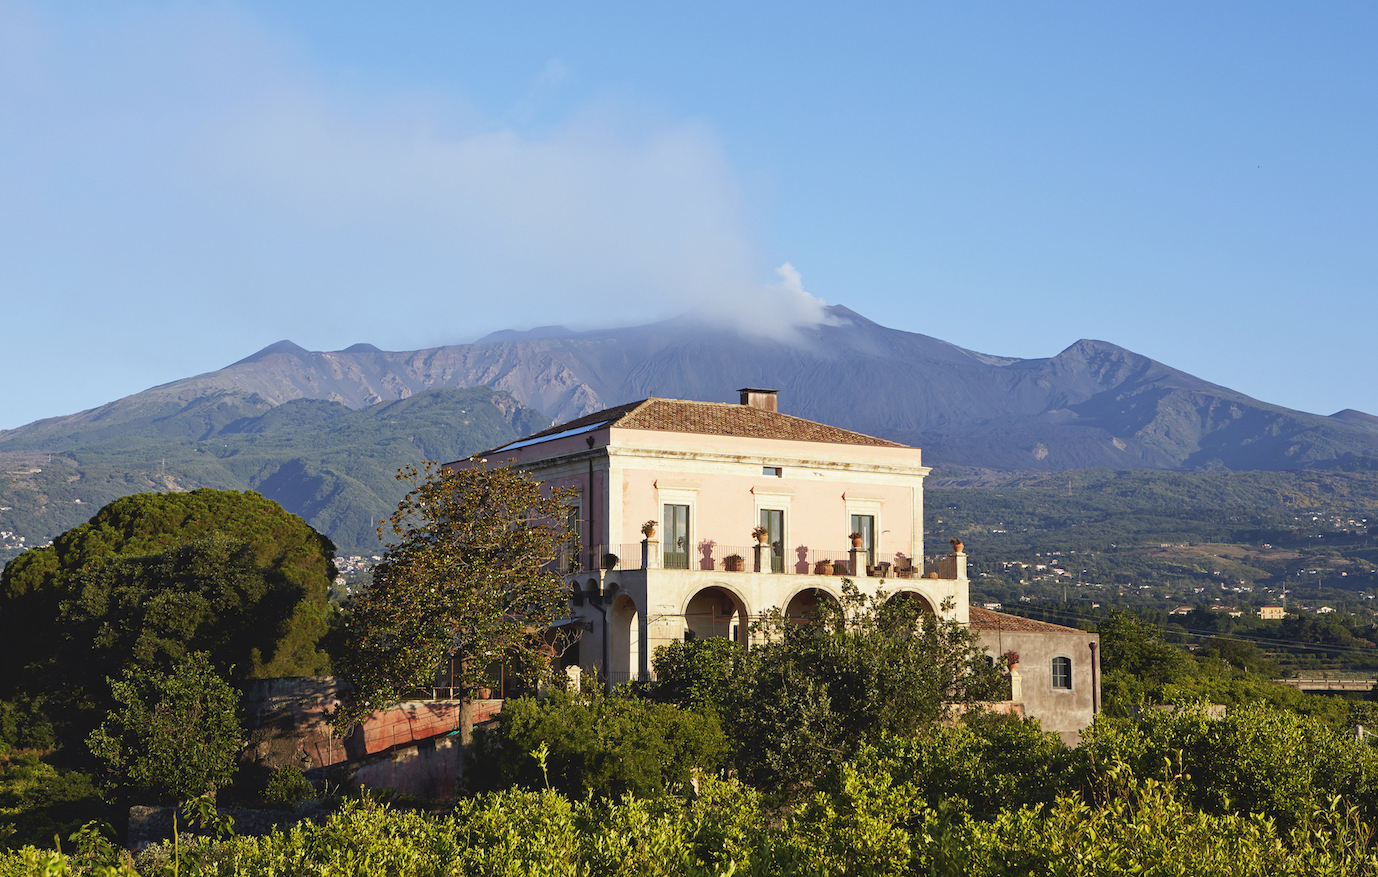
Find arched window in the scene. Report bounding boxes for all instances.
[1051,656,1072,690]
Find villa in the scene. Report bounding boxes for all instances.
[452,387,1099,742]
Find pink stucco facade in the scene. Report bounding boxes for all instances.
[455,393,970,685]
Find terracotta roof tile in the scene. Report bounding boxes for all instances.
[491,397,910,450]
[968,606,1089,634]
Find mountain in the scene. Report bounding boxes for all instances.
[0,387,549,558]
[3,306,1376,558]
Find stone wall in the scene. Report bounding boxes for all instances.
[242,677,503,771]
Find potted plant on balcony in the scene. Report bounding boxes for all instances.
[816,559,834,575]
[850,531,864,548]
[602,552,619,570]
[752,525,769,545]
[724,554,745,572]
[642,520,658,539]
[1002,649,1020,673]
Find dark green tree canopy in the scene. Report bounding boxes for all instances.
[654,582,1006,795]
[333,462,573,728]
[2,488,336,603]
[466,687,728,801]
[87,651,243,804]
[0,489,336,716]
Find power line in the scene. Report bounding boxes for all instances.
[1000,604,1378,660]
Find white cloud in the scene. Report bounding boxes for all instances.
[0,1,834,367]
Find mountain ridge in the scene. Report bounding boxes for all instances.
[5,306,1376,474]
[3,307,1377,560]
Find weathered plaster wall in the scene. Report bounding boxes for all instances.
[243,677,501,770]
[976,630,1100,745]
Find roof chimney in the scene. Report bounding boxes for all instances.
[738,387,778,412]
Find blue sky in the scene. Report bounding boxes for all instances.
[2,2,1375,431]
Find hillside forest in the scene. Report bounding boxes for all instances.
[0,387,551,561]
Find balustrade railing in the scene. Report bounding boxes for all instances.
[551,540,960,579]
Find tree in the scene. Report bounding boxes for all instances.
[86,652,242,803]
[466,687,728,800]
[0,490,336,750]
[332,462,573,728]
[671,581,1005,795]
[651,637,744,717]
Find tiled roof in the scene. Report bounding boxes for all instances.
[493,397,910,450]
[967,607,1089,634]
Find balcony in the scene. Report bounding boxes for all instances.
[553,540,965,580]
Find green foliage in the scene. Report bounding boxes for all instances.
[650,638,743,716]
[86,652,243,803]
[0,698,55,752]
[0,387,551,563]
[58,534,329,684]
[1,489,334,691]
[332,462,574,727]
[715,582,1005,794]
[0,489,333,752]
[467,687,728,800]
[1077,702,1378,830]
[10,765,1378,876]
[841,716,1071,820]
[262,766,313,809]
[0,753,104,853]
[1096,610,1193,715]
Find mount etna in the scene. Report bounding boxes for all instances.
[2,306,1375,556]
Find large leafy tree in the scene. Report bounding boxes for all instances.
[0,489,336,748]
[332,462,573,728]
[86,651,242,803]
[466,687,728,800]
[654,581,1006,795]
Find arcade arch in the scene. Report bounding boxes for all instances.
[608,593,641,683]
[784,587,842,624]
[684,585,749,645]
[884,590,936,615]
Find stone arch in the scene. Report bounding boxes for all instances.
[784,586,842,624]
[881,590,937,609]
[884,589,936,614]
[608,593,642,684]
[683,585,749,645]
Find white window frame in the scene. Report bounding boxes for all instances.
[657,486,698,569]
[753,490,792,573]
[844,497,883,555]
[1051,655,1073,691]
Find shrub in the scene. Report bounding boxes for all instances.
[86,652,242,803]
[466,688,727,800]
[263,765,314,808]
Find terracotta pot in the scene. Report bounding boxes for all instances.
[818,561,834,576]
[852,536,863,548]
[476,687,493,700]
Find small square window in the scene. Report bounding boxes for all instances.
[763,466,782,477]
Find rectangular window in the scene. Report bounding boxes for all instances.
[850,514,875,567]
[664,503,690,570]
[1051,656,1073,690]
[564,505,582,572]
[761,508,784,573]
[763,466,782,477]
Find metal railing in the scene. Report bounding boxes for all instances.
[602,671,654,688]
[552,541,959,579]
